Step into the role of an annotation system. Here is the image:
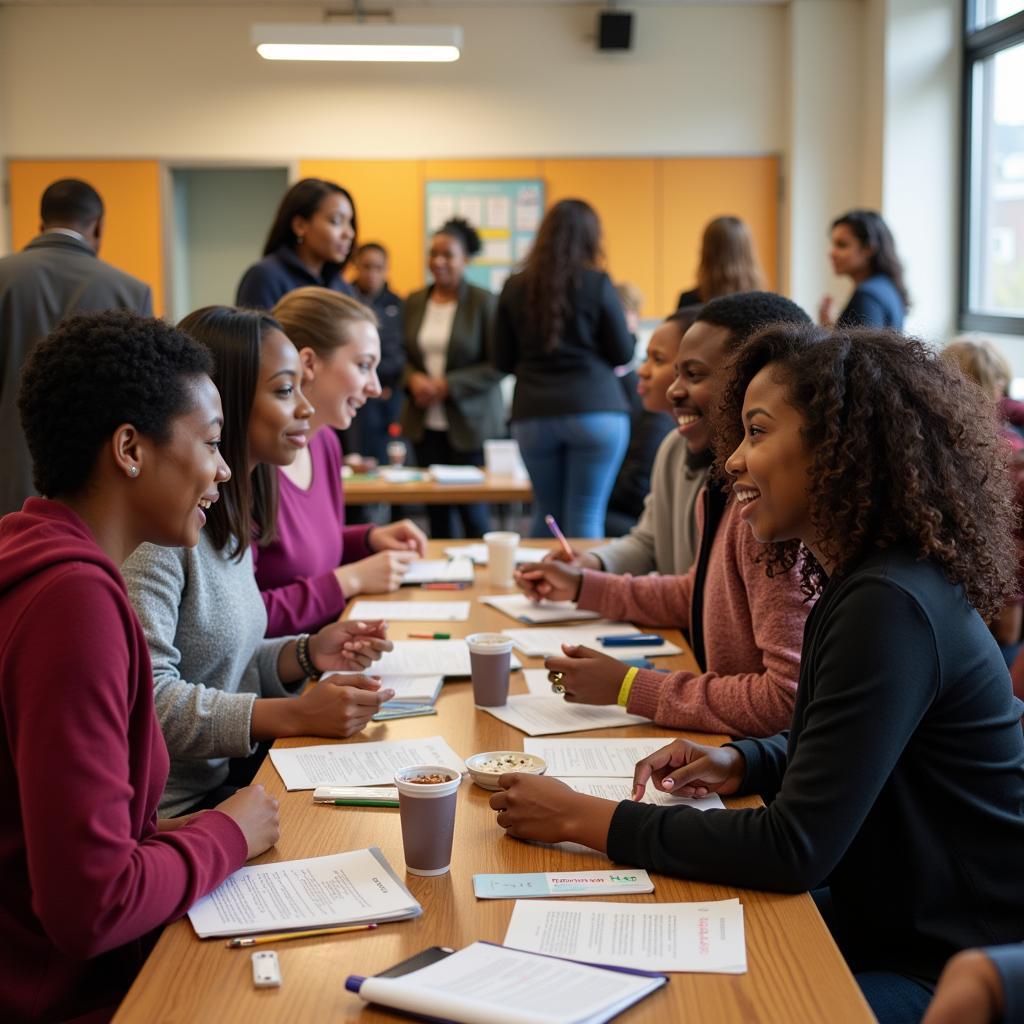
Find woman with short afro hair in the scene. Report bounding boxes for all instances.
[0,310,280,1023]
[489,326,1024,1024]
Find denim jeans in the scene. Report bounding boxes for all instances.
[513,411,630,539]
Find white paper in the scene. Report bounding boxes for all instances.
[559,777,725,811]
[187,847,419,938]
[481,594,602,624]
[322,672,443,705]
[481,696,651,736]
[429,464,486,484]
[523,738,668,778]
[444,543,548,566]
[522,669,557,696]
[402,558,475,584]
[269,736,465,790]
[428,195,456,231]
[503,899,746,974]
[503,623,682,659]
[485,195,511,229]
[352,941,664,1024]
[347,600,470,622]
[482,237,512,262]
[357,640,519,678]
[456,196,483,224]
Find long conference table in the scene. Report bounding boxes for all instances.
[344,470,533,506]
[114,541,873,1023]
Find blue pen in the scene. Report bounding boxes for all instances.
[598,634,665,647]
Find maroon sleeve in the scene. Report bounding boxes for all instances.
[7,569,247,959]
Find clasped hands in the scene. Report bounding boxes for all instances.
[407,371,449,409]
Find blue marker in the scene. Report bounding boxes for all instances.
[598,634,664,647]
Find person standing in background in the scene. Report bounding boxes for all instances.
[494,199,633,538]
[236,178,357,310]
[676,215,766,309]
[341,243,405,464]
[402,218,505,539]
[818,209,908,330]
[0,178,153,515]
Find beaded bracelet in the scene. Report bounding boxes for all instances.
[295,633,323,680]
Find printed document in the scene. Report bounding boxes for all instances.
[347,600,470,622]
[480,594,602,624]
[503,623,681,659]
[523,738,669,777]
[481,695,651,736]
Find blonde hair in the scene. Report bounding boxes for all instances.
[271,286,378,358]
[696,216,766,302]
[615,282,644,315]
[942,337,1011,399]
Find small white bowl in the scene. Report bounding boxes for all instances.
[465,750,547,791]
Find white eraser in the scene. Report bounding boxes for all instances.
[252,950,282,988]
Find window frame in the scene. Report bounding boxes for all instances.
[960,5,1024,334]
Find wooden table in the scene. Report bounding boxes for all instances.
[344,471,533,506]
[114,543,872,1024]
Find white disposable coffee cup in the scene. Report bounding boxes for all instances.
[484,530,519,587]
[394,765,463,876]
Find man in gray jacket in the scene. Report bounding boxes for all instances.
[0,179,152,514]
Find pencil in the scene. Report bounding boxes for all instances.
[332,799,400,807]
[409,632,451,639]
[226,923,378,948]
[544,514,574,561]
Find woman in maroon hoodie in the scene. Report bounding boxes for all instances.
[0,310,280,1023]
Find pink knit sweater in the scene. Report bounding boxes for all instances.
[576,493,811,737]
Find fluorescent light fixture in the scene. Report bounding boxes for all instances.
[251,23,462,63]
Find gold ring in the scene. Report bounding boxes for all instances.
[548,670,565,695]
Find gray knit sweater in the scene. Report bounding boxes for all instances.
[123,533,294,816]
[589,430,707,577]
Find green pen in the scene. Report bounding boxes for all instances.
[332,798,400,808]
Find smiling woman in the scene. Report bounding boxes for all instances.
[0,310,282,1023]
[122,305,396,819]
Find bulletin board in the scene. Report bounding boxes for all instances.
[424,179,544,293]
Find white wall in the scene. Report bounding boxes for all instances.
[0,3,786,160]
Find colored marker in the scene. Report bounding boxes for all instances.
[544,514,575,561]
[599,634,665,647]
[422,582,469,590]
[409,632,451,639]
[332,798,400,808]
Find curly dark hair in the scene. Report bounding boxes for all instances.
[436,217,482,258]
[712,324,1017,619]
[521,199,602,352]
[696,290,811,343]
[18,310,212,499]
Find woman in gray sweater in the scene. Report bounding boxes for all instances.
[124,307,395,816]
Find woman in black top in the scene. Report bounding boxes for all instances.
[494,200,634,538]
[236,178,357,310]
[818,209,908,330]
[490,326,1024,1024]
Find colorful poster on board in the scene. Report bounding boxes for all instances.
[425,179,544,294]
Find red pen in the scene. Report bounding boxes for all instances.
[544,514,574,561]
[422,582,469,590]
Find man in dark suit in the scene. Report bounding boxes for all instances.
[0,179,152,514]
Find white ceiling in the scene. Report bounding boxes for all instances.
[0,0,788,8]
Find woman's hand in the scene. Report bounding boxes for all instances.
[488,774,616,851]
[544,644,626,705]
[818,295,836,328]
[289,674,393,738]
[215,785,281,860]
[310,619,392,672]
[336,551,418,596]
[515,561,583,603]
[631,739,745,802]
[407,372,437,409]
[369,519,428,557]
[922,949,1005,1024]
[543,545,602,570]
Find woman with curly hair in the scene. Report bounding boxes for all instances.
[494,199,634,537]
[490,326,1024,1024]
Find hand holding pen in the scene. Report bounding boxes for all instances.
[514,560,583,603]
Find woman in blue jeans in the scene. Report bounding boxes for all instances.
[494,200,633,538]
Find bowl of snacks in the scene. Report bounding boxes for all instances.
[465,751,547,791]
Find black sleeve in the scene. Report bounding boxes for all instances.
[492,281,519,375]
[596,273,637,367]
[606,579,939,892]
[235,265,276,310]
[375,304,406,389]
[607,409,674,519]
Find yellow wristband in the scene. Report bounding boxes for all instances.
[617,667,639,707]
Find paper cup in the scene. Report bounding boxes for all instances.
[394,765,462,876]
[466,632,513,707]
[484,531,519,587]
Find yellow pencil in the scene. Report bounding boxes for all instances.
[226,922,379,948]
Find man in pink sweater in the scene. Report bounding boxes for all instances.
[517,292,813,737]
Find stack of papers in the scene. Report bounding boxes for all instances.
[356,639,521,678]
[379,467,426,484]
[347,600,470,622]
[523,737,668,777]
[481,695,651,736]
[559,777,725,811]
[480,594,602,624]
[429,464,486,484]
[504,898,746,973]
[269,736,465,790]
[443,543,549,566]
[402,558,475,585]
[504,623,682,658]
[324,672,444,706]
[187,847,420,938]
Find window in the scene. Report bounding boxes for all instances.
[961,5,1024,332]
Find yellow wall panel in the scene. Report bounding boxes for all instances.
[422,159,544,181]
[658,157,780,315]
[300,159,423,298]
[8,160,165,315]
[541,159,659,318]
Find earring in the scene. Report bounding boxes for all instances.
[129,466,139,477]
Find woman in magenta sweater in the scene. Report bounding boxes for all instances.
[0,311,279,1023]
[257,287,427,636]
